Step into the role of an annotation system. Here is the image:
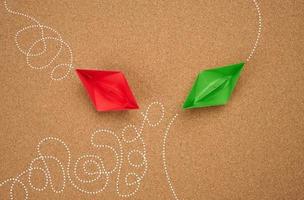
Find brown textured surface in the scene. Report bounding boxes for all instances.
[0,0,304,199]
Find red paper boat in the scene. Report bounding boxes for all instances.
[76,69,139,111]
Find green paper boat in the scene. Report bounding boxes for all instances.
[183,62,244,109]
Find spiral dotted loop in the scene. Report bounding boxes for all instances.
[4,0,73,81]
[0,102,165,199]
[73,155,106,184]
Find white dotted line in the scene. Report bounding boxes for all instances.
[122,125,141,144]
[9,179,28,200]
[90,129,120,175]
[160,2,263,199]
[28,165,48,192]
[246,0,263,62]
[141,102,165,129]
[4,0,73,81]
[115,101,164,198]
[73,155,105,184]
[36,138,68,194]
[162,114,179,200]
[127,150,146,168]
[0,102,165,199]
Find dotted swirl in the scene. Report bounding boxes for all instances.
[0,102,165,199]
[4,0,73,81]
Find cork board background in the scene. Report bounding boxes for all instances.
[1,0,304,199]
